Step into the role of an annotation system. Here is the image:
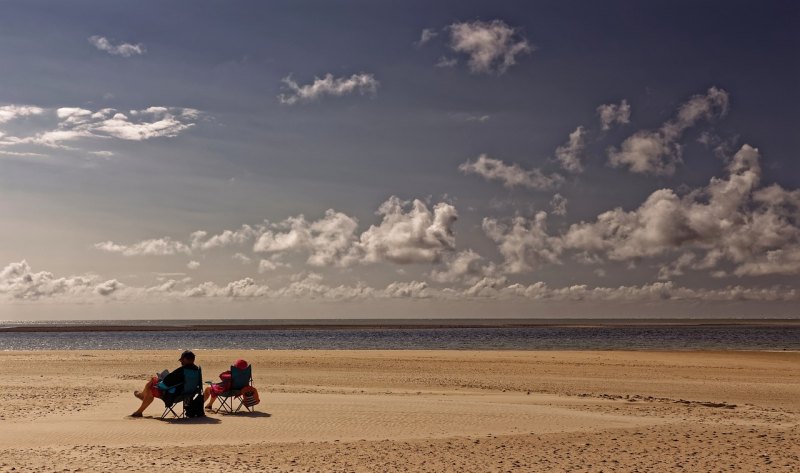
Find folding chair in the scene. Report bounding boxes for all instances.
[160,366,203,419]
[214,364,255,414]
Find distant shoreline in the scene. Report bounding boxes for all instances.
[1,318,798,333]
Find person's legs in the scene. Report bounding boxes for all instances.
[204,386,217,409]
[132,378,157,417]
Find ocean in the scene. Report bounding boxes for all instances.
[1,319,798,351]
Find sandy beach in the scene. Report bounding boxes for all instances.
[0,349,797,472]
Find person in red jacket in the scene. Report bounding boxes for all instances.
[203,358,248,411]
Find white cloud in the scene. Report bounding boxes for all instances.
[0,105,44,124]
[482,212,563,273]
[187,260,201,270]
[278,73,379,105]
[597,99,631,131]
[459,154,563,190]
[94,238,192,256]
[565,144,800,277]
[429,250,492,284]
[609,87,729,175]
[190,224,262,251]
[447,20,532,74]
[357,196,458,265]
[254,210,359,266]
[0,260,115,300]
[0,105,200,156]
[555,126,587,173]
[88,35,145,57]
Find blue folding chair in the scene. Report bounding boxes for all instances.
[214,365,255,414]
[160,366,203,419]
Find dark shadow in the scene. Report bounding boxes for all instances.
[160,416,222,425]
[214,411,271,418]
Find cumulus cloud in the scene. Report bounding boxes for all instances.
[0,261,117,300]
[555,126,587,173]
[597,99,631,131]
[357,197,458,265]
[187,260,200,270]
[447,20,532,74]
[254,209,359,266]
[608,87,729,175]
[483,212,563,273]
[0,105,44,124]
[459,154,563,190]
[566,144,800,277]
[88,36,145,57]
[278,73,379,105]
[190,225,262,251]
[429,250,493,284]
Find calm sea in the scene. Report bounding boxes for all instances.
[0,320,798,351]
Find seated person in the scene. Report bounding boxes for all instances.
[203,358,248,410]
[130,350,198,417]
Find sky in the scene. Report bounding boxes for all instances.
[1,1,798,319]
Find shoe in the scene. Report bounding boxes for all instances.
[130,412,143,418]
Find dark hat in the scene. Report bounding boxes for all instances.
[179,350,196,361]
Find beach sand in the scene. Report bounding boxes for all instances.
[0,350,797,472]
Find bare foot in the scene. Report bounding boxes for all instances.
[134,390,143,400]
[130,412,143,418]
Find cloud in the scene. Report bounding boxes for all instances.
[564,144,800,277]
[4,260,796,304]
[94,238,192,256]
[0,105,44,124]
[459,154,563,190]
[597,100,631,131]
[429,250,493,284]
[190,224,262,251]
[416,28,438,46]
[278,73,379,105]
[88,36,145,57]
[483,212,563,273]
[0,105,200,156]
[257,259,290,273]
[435,56,458,68]
[95,196,457,268]
[187,261,200,270]
[232,253,252,265]
[550,193,568,216]
[609,87,729,175]
[0,260,116,300]
[447,20,533,74]
[555,126,587,173]
[357,197,458,265]
[254,209,359,266]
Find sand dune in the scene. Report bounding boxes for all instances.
[0,350,798,472]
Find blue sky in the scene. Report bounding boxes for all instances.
[1,1,798,319]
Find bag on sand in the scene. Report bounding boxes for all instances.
[241,386,260,407]
[186,393,205,418]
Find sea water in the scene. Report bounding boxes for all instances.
[0,321,798,351]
